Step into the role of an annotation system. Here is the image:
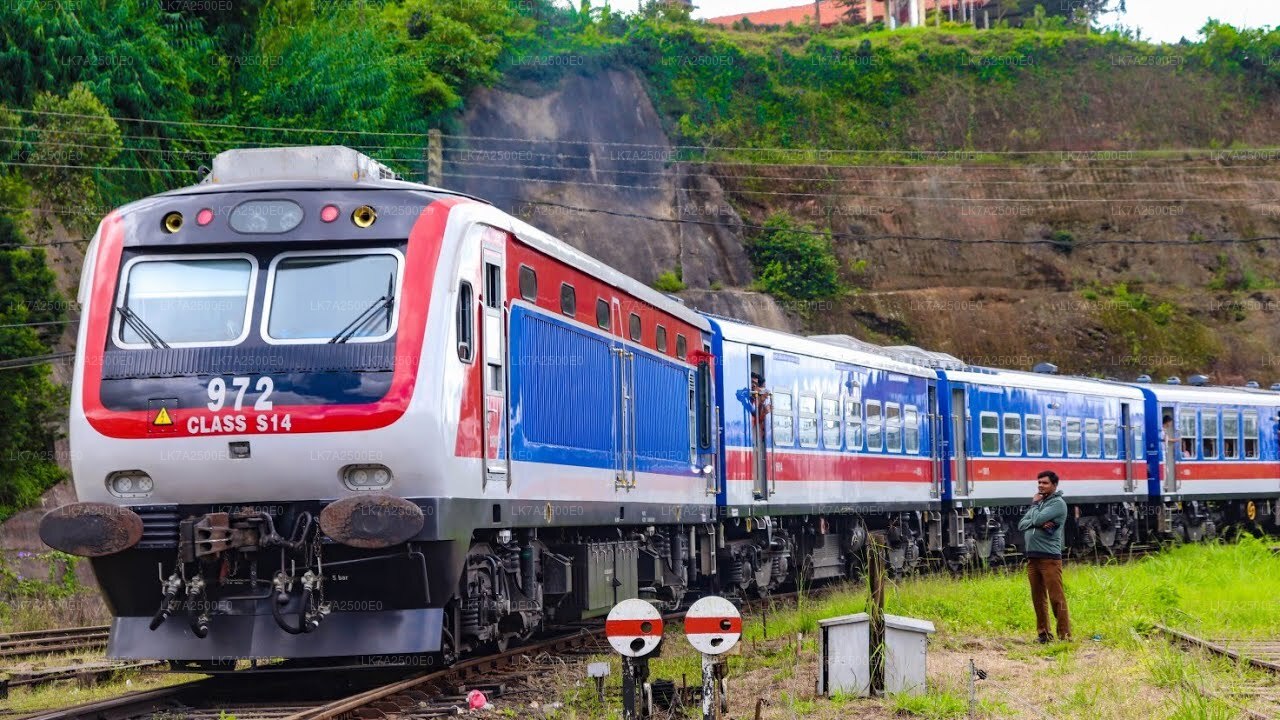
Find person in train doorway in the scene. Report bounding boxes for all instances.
[1018,470,1071,643]
[735,372,771,499]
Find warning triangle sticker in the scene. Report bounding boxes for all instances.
[153,407,173,426]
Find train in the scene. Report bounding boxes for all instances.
[37,146,1280,666]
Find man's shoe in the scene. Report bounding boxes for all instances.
[1037,632,1052,644]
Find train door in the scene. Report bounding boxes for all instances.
[1161,404,1179,493]
[1121,402,1136,492]
[612,299,636,490]
[951,387,971,497]
[747,349,770,500]
[480,239,509,488]
[929,385,941,498]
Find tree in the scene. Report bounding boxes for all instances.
[749,214,843,301]
[23,84,121,217]
[1035,0,1126,25]
[0,208,68,521]
[834,0,868,25]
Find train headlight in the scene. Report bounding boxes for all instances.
[342,464,393,490]
[107,470,155,498]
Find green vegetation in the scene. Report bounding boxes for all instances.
[749,213,843,301]
[753,536,1280,648]
[0,217,67,520]
[653,269,686,293]
[1079,282,1216,374]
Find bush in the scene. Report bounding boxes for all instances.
[748,213,843,301]
[654,270,686,293]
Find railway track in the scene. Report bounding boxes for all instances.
[0,626,109,660]
[11,618,636,720]
[1156,624,1280,719]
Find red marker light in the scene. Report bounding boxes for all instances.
[320,205,339,223]
[196,208,213,226]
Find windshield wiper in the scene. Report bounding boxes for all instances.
[116,305,170,349]
[328,275,397,344]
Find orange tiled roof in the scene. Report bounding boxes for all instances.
[707,1,981,28]
[706,1,846,28]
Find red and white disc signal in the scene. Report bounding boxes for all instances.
[605,598,664,657]
[684,596,742,655]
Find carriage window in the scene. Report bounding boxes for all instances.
[1244,411,1260,459]
[518,265,537,302]
[1102,420,1119,458]
[1046,417,1063,457]
[904,406,920,454]
[676,334,687,359]
[980,412,999,455]
[559,283,576,317]
[115,255,255,347]
[629,313,642,342]
[1003,414,1022,456]
[822,397,841,449]
[1084,418,1101,458]
[845,399,863,450]
[798,394,818,448]
[1201,411,1219,459]
[265,252,399,343]
[656,325,668,353]
[773,391,794,446]
[596,299,610,330]
[1178,409,1197,458]
[1026,416,1044,456]
[886,403,903,453]
[1066,418,1083,457]
[1133,422,1144,461]
[484,263,501,309]
[456,281,474,363]
[1222,412,1240,459]
[866,401,883,451]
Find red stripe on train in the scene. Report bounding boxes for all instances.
[726,448,932,483]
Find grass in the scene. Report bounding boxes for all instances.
[2,668,203,714]
[0,592,109,633]
[747,535,1280,651]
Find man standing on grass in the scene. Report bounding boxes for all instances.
[1018,470,1071,643]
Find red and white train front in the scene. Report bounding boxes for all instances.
[42,147,487,661]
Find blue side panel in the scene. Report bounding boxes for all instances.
[509,305,697,476]
[704,317,729,508]
[1138,388,1162,498]
[509,306,615,469]
[633,351,691,468]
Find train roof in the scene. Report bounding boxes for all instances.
[1135,382,1280,406]
[450,203,712,332]
[943,366,1146,400]
[706,317,937,379]
[130,146,709,333]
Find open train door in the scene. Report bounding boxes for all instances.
[951,387,972,497]
[1162,404,1180,494]
[747,348,771,500]
[1121,402,1137,492]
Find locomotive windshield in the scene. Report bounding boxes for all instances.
[264,251,400,343]
[114,255,254,348]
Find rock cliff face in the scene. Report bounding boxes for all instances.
[448,69,796,332]
[451,68,1280,383]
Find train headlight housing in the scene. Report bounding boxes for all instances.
[107,470,154,498]
[342,464,393,491]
